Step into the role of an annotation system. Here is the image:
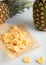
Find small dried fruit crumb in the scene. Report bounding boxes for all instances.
[23,56,31,63]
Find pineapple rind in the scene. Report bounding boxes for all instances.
[33,1,46,30]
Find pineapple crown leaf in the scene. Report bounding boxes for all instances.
[3,0,32,17]
[3,0,32,7]
[24,3,33,8]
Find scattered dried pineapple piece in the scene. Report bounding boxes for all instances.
[23,56,31,63]
[36,57,44,64]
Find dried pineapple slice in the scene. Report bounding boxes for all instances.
[14,46,20,53]
[37,57,44,64]
[23,56,31,63]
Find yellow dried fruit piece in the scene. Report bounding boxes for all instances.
[1,33,8,41]
[6,43,13,50]
[7,33,13,39]
[19,44,25,49]
[22,39,27,46]
[37,57,44,64]
[23,56,31,63]
[10,25,20,33]
[4,38,11,44]
[14,46,20,52]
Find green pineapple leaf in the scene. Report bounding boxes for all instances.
[3,0,32,17]
[24,3,33,8]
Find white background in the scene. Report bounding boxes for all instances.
[0,0,46,65]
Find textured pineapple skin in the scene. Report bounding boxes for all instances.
[0,1,9,24]
[33,1,46,31]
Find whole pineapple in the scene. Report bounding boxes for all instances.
[0,1,9,24]
[33,0,46,31]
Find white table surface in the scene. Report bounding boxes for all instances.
[0,1,46,65]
